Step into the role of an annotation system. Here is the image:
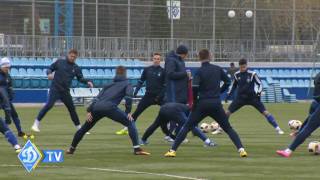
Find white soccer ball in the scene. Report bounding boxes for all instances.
[288,120,302,130]
[228,10,236,18]
[200,123,211,133]
[308,141,320,155]
[210,121,220,131]
[245,10,253,18]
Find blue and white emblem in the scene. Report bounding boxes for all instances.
[18,140,43,173]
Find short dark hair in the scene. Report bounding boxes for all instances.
[153,52,161,57]
[198,49,210,60]
[239,59,247,65]
[230,62,235,66]
[68,49,78,55]
[116,66,127,76]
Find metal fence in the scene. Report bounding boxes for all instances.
[0,0,320,62]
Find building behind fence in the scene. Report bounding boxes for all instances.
[0,0,320,62]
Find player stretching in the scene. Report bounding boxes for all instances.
[140,102,216,147]
[277,71,320,157]
[116,53,165,135]
[66,66,149,155]
[224,59,284,135]
[290,72,320,137]
[165,49,247,158]
[31,49,93,132]
[0,57,25,136]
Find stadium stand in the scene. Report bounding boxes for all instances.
[4,57,318,103]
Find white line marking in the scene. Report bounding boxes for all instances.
[0,164,207,180]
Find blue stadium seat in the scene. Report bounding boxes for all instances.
[105,59,112,67]
[28,58,37,66]
[96,59,105,67]
[82,58,90,67]
[90,69,97,78]
[296,69,303,77]
[283,69,290,77]
[134,69,141,78]
[112,59,120,67]
[82,69,90,77]
[36,58,45,66]
[45,58,53,66]
[290,69,297,77]
[126,59,134,67]
[11,68,23,88]
[97,69,105,77]
[271,69,278,77]
[127,69,134,79]
[105,69,113,78]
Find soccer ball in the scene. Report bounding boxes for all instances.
[210,121,220,131]
[288,120,302,130]
[200,123,211,133]
[308,141,320,155]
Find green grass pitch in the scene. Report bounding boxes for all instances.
[0,103,320,180]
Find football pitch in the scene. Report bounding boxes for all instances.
[0,103,320,180]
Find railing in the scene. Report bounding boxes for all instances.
[0,35,318,62]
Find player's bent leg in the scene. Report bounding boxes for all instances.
[9,103,25,136]
[191,126,217,147]
[213,106,247,157]
[141,116,162,144]
[116,96,153,135]
[67,118,99,155]
[0,118,21,153]
[165,111,200,157]
[262,111,284,134]
[32,95,57,132]
[277,110,320,158]
[61,93,81,129]
[110,108,150,155]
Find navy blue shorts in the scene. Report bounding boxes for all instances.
[228,97,266,114]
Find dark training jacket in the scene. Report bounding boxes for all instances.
[228,70,263,100]
[313,72,320,102]
[164,51,188,104]
[134,65,165,98]
[47,57,89,92]
[193,61,231,101]
[0,71,13,122]
[87,76,133,114]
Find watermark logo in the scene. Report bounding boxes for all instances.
[42,150,64,163]
[18,140,42,173]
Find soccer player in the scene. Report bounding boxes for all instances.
[31,49,93,132]
[224,59,284,135]
[66,66,150,155]
[0,57,25,137]
[0,118,21,153]
[165,49,247,158]
[276,71,320,157]
[164,45,191,137]
[290,72,320,137]
[116,53,165,135]
[140,102,216,147]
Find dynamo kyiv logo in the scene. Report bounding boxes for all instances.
[18,140,43,172]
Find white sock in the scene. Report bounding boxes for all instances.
[34,119,40,127]
[275,127,281,131]
[14,144,21,150]
[285,148,292,154]
[204,139,211,144]
[76,125,81,130]
[238,148,245,152]
[133,145,140,149]
[123,127,128,131]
